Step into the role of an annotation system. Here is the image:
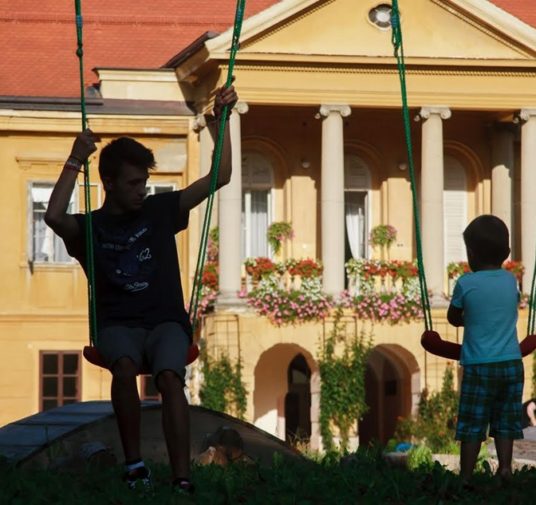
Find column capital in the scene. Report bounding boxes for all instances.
[192,114,207,132]
[416,106,451,122]
[319,104,351,119]
[515,109,536,123]
[234,101,249,115]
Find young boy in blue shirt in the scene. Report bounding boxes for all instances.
[447,215,523,484]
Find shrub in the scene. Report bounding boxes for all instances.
[407,445,433,470]
[394,364,458,454]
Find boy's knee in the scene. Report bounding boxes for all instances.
[155,369,183,394]
[112,357,138,380]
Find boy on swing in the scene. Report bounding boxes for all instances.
[447,215,524,485]
[44,83,237,494]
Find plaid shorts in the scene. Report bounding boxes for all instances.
[456,359,524,442]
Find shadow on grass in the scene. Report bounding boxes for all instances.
[2,447,536,504]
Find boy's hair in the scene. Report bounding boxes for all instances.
[463,214,510,265]
[98,137,155,180]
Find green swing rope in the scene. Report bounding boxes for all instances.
[74,0,98,345]
[527,257,536,336]
[390,0,433,332]
[74,0,246,345]
[188,0,246,330]
[390,1,536,338]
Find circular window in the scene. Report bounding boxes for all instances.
[368,4,393,30]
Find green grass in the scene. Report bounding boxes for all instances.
[3,449,536,504]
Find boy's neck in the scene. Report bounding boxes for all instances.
[471,263,502,272]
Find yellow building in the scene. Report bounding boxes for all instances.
[1,0,536,451]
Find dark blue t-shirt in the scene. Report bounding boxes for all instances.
[65,191,192,338]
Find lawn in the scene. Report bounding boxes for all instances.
[3,448,536,504]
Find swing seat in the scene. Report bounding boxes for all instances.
[520,334,536,357]
[83,343,200,373]
[421,330,536,360]
[421,330,461,360]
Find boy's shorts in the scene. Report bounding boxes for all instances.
[456,359,524,442]
[96,321,190,382]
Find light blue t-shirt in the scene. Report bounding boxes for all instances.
[451,269,520,365]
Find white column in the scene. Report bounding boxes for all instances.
[319,104,351,296]
[519,109,536,292]
[491,125,514,247]
[417,107,451,303]
[218,102,249,306]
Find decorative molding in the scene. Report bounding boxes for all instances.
[319,104,351,118]
[192,114,207,132]
[220,62,536,78]
[417,107,452,121]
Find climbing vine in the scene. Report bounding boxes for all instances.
[199,344,247,420]
[318,306,373,452]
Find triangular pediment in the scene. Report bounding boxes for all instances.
[205,0,536,62]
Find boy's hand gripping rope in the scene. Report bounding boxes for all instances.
[74,0,247,346]
[188,0,246,331]
[74,0,98,345]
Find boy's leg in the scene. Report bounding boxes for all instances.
[111,356,142,462]
[156,370,191,480]
[489,360,524,479]
[147,322,191,481]
[494,437,514,479]
[456,364,491,482]
[97,326,145,463]
[460,441,482,481]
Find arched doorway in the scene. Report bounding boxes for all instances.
[285,354,312,443]
[253,344,320,447]
[358,344,420,445]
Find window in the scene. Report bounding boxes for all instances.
[241,151,274,259]
[344,155,371,261]
[30,183,75,264]
[140,375,160,401]
[368,4,393,30]
[443,156,467,266]
[40,351,81,411]
[146,183,175,196]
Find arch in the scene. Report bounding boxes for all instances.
[344,140,383,190]
[242,136,289,188]
[358,344,420,445]
[253,344,319,446]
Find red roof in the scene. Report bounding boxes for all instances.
[491,0,536,29]
[1,0,534,98]
[0,0,277,98]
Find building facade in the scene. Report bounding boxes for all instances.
[1,0,536,450]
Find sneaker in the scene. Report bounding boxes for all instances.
[124,465,152,492]
[172,478,195,495]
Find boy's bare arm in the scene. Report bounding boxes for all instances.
[179,84,237,213]
[45,129,100,242]
[447,304,464,327]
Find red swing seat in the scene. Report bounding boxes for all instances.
[421,330,536,360]
[83,343,200,374]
